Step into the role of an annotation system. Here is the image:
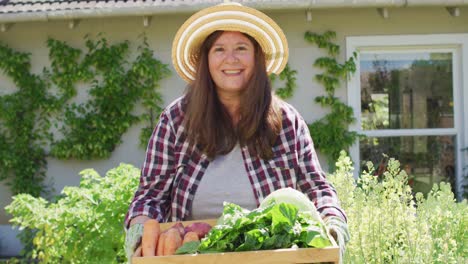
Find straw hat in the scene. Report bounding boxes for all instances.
[171,2,289,83]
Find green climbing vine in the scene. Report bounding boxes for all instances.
[305,31,360,168]
[0,35,170,195]
[49,35,170,159]
[271,63,298,99]
[0,43,53,197]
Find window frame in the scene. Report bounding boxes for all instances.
[346,34,468,200]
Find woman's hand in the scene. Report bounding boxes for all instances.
[125,216,151,262]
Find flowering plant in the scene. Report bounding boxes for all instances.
[329,151,467,263]
[5,155,467,263]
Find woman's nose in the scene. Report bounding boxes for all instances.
[225,51,239,63]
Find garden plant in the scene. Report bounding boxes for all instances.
[4,153,467,263]
[5,164,139,263]
[329,152,467,264]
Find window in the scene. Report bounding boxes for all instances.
[346,34,468,199]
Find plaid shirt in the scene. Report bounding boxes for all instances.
[125,96,348,228]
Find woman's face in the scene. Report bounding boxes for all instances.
[208,31,255,98]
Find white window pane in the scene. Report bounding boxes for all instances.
[360,52,454,130]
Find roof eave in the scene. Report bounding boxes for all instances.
[0,0,467,24]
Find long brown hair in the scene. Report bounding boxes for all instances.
[183,30,282,160]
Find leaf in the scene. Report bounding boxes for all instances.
[235,228,268,251]
[270,203,298,234]
[302,225,331,248]
[175,241,200,255]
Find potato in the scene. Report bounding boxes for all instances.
[171,222,185,237]
[163,228,183,255]
[183,231,200,244]
[184,222,212,239]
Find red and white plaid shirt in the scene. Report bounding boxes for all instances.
[125,96,347,228]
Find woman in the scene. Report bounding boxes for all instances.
[125,2,349,260]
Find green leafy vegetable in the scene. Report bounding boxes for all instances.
[259,187,322,222]
[195,201,331,254]
[175,241,200,255]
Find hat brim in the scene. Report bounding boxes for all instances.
[172,3,289,83]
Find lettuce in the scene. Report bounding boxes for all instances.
[197,197,331,253]
[259,187,322,222]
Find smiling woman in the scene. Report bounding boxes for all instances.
[124,2,349,262]
[208,31,255,103]
[184,29,277,158]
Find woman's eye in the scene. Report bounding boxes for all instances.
[213,47,224,52]
[237,46,248,51]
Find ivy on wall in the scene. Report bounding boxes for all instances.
[0,35,170,196]
[49,36,170,159]
[271,63,298,100]
[304,31,360,168]
[0,43,52,197]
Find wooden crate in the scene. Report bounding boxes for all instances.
[132,219,340,264]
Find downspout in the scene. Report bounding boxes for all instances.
[0,0,467,23]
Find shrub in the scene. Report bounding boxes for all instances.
[5,164,139,264]
[5,155,467,263]
[329,151,468,264]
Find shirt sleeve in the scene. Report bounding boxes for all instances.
[295,116,348,223]
[124,110,176,228]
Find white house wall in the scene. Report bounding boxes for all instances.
[0,6,467,255]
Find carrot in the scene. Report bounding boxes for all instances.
[163,228,183,256]
[182,231,199,244]
[133,245,142,257]
[141,219,160,257]
[156,231,166,256]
